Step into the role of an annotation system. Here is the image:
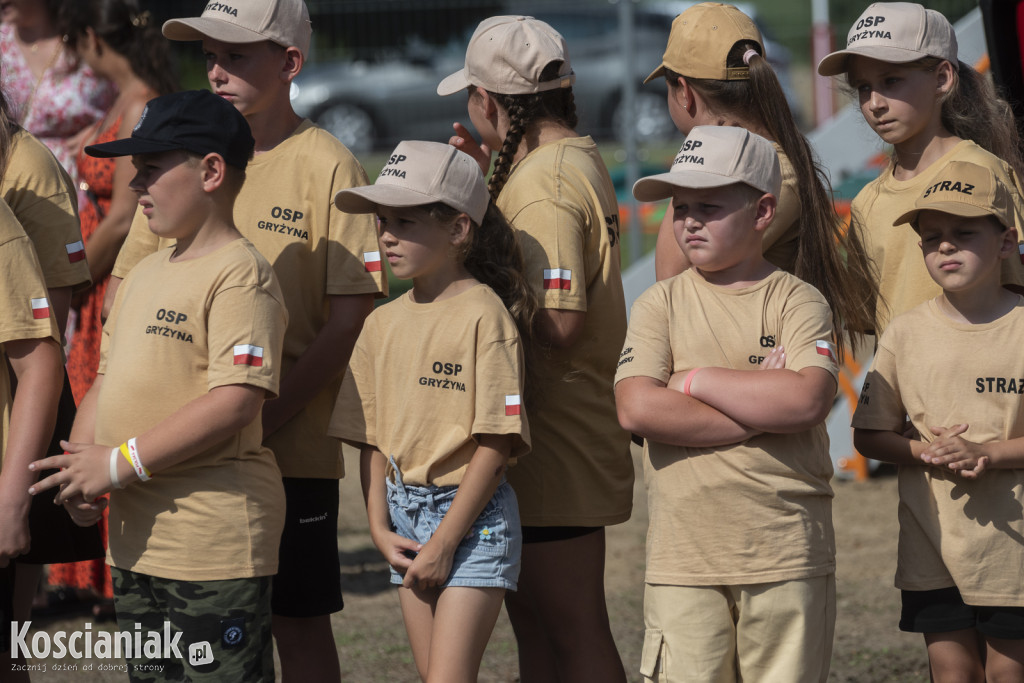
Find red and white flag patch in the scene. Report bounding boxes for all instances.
[65,240,85,263]
[233,344,264,367]
[364,251,382,272]
[30,297,49,320]
[815,340,837,363]
[505,394,521,416]
[542,268,571,290]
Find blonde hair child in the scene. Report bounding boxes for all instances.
[330,140,535,683]
[440,16,632,682]
[819,1,1024,335]
[853,160,1024,681]
[649,1,877,358]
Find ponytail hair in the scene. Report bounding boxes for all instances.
[674,41,878,360]
[485,62,578,200]
[0,86,19,181]
[427,200,539,397]
[60,0,178,95]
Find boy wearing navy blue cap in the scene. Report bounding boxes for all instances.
[30,90,289,682]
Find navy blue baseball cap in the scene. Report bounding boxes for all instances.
[85,90,254,169]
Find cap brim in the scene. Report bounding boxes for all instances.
[437,70,471,96]
[85,138,184,159]
[818,46,935,76]
[893,202,998,227]
[643,63,666,85]
[632,171,746,203]
[162,17,268,45]
[334,184,446,214]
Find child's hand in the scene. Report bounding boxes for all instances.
[63,494,107,527]
[0,502,30,567]
[371,529,421,575]
[921,424,990,477]
[448,122,491,176]
[403,537,454,591]
[28,441,115,503]
[759,346,786,370]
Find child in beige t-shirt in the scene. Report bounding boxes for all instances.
[330,140,533,682]
[616,126,840,683]
[853,160,1024,681]
[29,90,288,681]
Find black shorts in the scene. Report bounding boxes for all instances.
[521,525,601,544]
[901,587,1024,639]
[271,478,344,618]
[20,374,103,564]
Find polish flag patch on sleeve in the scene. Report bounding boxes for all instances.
[815,340,837,363]
[65,240,85,263]
[542,268,571,290]
[30,297,49,319]
[364,251,382,272]
[505,394,522,416]
[233,344,264,367]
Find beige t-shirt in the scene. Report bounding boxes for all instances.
[0,199,60,462]
[762,145,800,273]
[97,238,288,581]
[328,284,529,487]
[616,269,838,585]
[2,128,90,291]
[112,120,386,478]
[850,140,1024,335]
[497,136,633,526]
[852,298,1024,606]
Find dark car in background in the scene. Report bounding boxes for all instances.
[291,2,794,154]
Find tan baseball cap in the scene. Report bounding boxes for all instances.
[437,16,575,96]
[893,161,1015,230]
[163,0,312,56]
[334,141,490,225]
[644,3,763,85]
[632,126,780,202]
[817,2,957,77]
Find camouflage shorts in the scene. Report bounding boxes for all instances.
[111,567,274,682]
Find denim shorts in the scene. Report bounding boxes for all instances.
[386,463,522,590]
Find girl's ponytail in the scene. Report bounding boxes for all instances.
[687,43,878,359]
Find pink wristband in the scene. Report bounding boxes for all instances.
[683,367,702,396]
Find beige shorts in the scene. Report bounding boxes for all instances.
[640,575,836,683]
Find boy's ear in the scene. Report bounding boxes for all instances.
[998,226,1019,260]
[752,193,777,233]
[280,47,304,83]
[199,153,227,192]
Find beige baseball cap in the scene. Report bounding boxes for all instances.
[817,2,957,77]
[632,126,780,202]
[334,141,490,225]
[893,161,1015,230]
[163,0,312,56]
[437,16,575,96]
[644,3,763,85]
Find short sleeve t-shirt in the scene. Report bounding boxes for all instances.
[852,298,1024,606]
[97,238,288,581]
[328,284,529,487]
[851,140,1024,334]
[496,136,633,526]
[111,120,387,478]
[0,198,60,463]
[616,269,838,586]
[2,128,89,292]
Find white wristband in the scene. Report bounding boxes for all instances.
[109,447,123,489]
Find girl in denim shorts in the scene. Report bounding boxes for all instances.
[329,140,535,681]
